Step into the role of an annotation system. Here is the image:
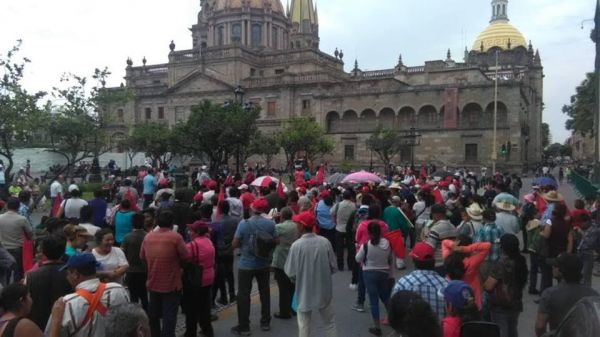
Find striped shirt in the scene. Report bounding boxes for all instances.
[45,278,129,337]
[393,270,448,320]
[140,228,190,292]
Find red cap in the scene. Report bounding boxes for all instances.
[207,180,217,190]
[187,220,210,232]
[361,186,370,194]
[293,211,317,229]
[298,187,307,195]
[319,189,330,199]
[250,198,270,214]
[193,191,203,202]
[409,242,435,262]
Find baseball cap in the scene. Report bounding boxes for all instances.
[68,184,80,192]
[443,281,475,310]
[293,211,317,229]
[319,189,330,199]
[239,184,249,190]
[250,198,270,214]
[60,253,101,271]
[409,242,435,262]
[549,253,583,276]
[187,220,210,232]
[193,191,204,202]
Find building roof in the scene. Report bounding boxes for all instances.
[472,21,527,52]
[290,0,317,25]
[212,0,284,14]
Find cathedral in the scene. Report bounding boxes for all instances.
[108,0,544,171]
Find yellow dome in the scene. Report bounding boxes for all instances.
[213,0,284,14]
[472,21,527,52]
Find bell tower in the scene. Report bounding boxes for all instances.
[289,0,319,49]
[491,0,509,22]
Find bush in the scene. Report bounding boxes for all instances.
[78,183,104,193]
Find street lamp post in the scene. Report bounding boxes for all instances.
[404,127,422,170]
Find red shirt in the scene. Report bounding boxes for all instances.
[571,208,592,228]
[140,228,190,293]
[186,236,215,287]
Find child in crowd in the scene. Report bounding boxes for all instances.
[442,281,481,337]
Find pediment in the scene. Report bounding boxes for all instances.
[167,69,234,94]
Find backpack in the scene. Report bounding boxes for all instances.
[249,220,276,260]
[526,219,547,256]
[123,188,139,212]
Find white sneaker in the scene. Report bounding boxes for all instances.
[349,283,358,291]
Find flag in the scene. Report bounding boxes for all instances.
[316,164,325,185]
[22,234,34,274]
[51,193,63,218]
[215,186,225,219]
[277,177,286,199]
[420,165,427,179]
[384,230,406,259]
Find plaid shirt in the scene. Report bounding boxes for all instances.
[474,223,505,262]
[392,270,448,320]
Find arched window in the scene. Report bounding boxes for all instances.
[398,107,416,130]
[326,111,340,133]
[232,23,242,42]
[485,102,509,128]
[360,109,377,132]
[251,24,262,47]
[217,26,224,46]
[461,103,484,129]
[417,106,438,129]
[379,108,396,128]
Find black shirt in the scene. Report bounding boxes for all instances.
[122,229,147,273]
[538,282,599,330]
[26,261,72,330]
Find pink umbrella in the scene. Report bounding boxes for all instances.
[341,171,383,185]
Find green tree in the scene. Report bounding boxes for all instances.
[541,122,551,149]
[276,117,334,172]
[129,123,175,167]
[248,131,280,169]
[366,127,402,175]
[173,100,260,176]
[564,72,597,136]
[0,41,49,179]
[49,68,131,172]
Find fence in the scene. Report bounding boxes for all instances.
[568,171,599,199]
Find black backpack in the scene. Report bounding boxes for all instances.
[249,220,276,260]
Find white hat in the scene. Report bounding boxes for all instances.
[201,165,208,170]
[68,184,79,192]
[239,184,249,190]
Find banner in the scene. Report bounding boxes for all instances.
[443,88,459,129]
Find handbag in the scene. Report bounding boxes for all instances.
[182,241,204,289]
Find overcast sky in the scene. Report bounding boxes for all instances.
[0,0,595,143]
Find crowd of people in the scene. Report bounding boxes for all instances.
[0,162,598,337]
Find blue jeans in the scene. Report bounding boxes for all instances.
[363,270,392,321]
[149,291,181,337]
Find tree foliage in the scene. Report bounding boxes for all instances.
[366,127,403,174]
[49,68,131,170]
[129,123,175,167]
[248,131,280,169]
[173,100,260,176]
[0,40,48,179]
[541,122,551,149]
[564,72,597,136]
[544,143,573,158]
[276,117,334,172]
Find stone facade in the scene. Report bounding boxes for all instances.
[106,0,544,171]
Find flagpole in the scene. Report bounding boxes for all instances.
[492,50,499,175]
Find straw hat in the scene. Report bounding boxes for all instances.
[542,191,564,202]
[389,182,402,190]
[466,204,483,221]
[495,200,516,212]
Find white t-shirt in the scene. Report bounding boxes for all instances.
[92,247,129,284]
[61,198,88,219]
[50,181,63,198]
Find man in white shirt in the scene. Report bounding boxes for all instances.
[46,253,130,337]
[50,175,65,207]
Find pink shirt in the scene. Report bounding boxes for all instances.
[443,316,462,337]
[186,236,215,287]
[355,220,389,251]
[442,240,491,308]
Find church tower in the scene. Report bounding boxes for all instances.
[289,0,319,49]
[491,0,509,22]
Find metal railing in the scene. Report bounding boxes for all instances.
[568,171,599,199]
